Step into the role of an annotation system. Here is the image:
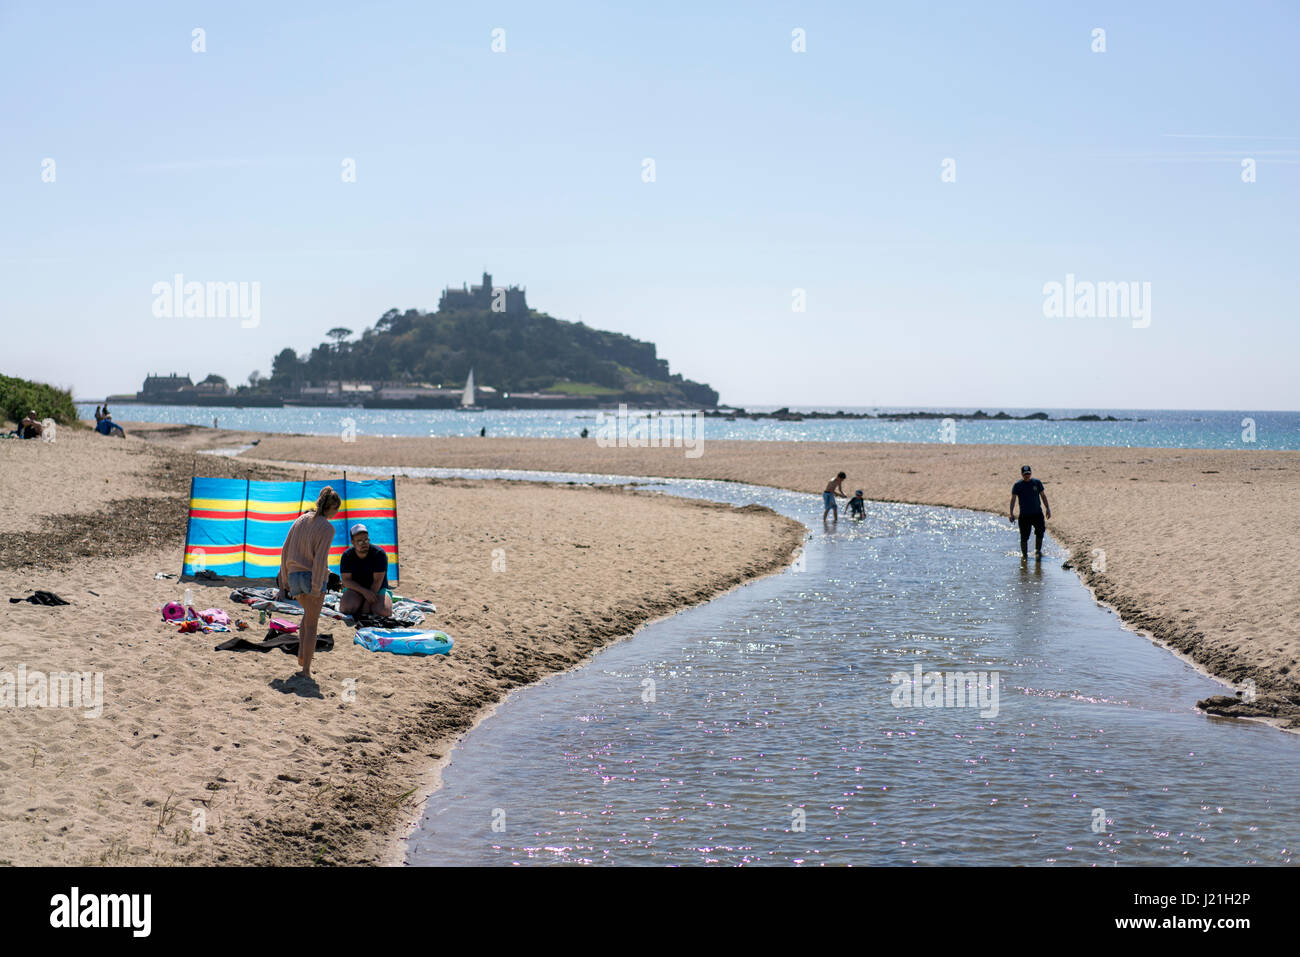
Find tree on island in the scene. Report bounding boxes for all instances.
[256,303,719,406]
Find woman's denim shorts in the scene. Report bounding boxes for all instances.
[287,571,325,598]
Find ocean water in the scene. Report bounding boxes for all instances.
[382,472,1300,867]
[83,404,1300,449]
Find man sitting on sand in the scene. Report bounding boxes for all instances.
[339,523,393,618]
[1009,465,1051,560]
[823,471,848,522]
[94,414,125,437]
[19,410,43,440]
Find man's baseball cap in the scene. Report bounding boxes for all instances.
[1021,465,1032,474]
[349,523,368,538]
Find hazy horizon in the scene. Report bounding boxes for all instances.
[5,1,1298,410]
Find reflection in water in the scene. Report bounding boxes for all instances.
[395,476,1298,866]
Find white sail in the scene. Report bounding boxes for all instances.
[461,368,476,407]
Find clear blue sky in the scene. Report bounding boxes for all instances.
[3,0,1297,409]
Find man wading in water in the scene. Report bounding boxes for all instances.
[1009,465,1051,560]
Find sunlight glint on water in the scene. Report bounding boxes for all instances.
[399,475,1300,867]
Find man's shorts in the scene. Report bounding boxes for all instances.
[287,571,325,598]
[823,491,836,509]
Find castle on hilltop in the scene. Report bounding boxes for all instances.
[438,272,528,314]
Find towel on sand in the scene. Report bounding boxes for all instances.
[227,586,349,620]
[227,587,434,626]
[214,631,334,654]
[10,590,70,606]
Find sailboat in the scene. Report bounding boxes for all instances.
[458,368,483,411]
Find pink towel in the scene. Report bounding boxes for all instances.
[199,608,230,626]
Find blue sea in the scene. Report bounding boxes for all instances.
[80,403,1300,450]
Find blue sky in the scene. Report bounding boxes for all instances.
[3,0,1297,409]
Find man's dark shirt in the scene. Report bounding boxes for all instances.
[1012,478,1045,515]
[340,545,388,592]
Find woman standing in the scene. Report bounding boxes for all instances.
[277,485,340,680]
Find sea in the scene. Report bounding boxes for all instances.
[79,404,1300,450]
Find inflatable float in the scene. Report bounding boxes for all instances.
[354,627,453,656]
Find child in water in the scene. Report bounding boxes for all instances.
[847,490,866,519]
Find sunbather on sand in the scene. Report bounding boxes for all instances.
[276,486,340,680]
[19,410,43,439]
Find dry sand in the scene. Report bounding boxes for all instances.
[0,427,803,865]
[209,431,1300,726]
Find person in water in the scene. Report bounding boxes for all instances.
[1009,465,1051,559]
[823,471,847,521]
[847,489,866,519]
[339,523,393,618]
[277,485,341,680]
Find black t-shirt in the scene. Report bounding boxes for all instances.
[1012,478,1045,515]
[340,545,388,591]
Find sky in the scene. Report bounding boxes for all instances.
[3,0,1297,409]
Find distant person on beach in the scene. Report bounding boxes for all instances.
[277,486,341,680]
[847,489,866,519]
[480,426,486,437]
[94,405,104,423]
[19,411,43,439]
[823,471,847,521]
[1009,465,1051,559]
[580,427,589,438]
[339,523,393,618]
[95,415,125,437]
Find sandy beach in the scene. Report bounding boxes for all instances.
[0,426,803,865]
[4,420,1297,866]
[199,430,1300,726]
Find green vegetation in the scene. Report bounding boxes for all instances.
[0,373,78,426]
[542,380,621,396]
[267,307,719,405]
